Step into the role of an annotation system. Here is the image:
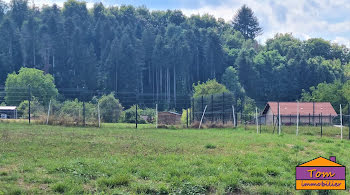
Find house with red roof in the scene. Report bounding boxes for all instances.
[262,102,337,125]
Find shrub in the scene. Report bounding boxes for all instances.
[59,99,83,118]
[98,93,123,123]
[59,99,96,120]
[241,97,256,121]
[122,105,146,124]
[140,108,156,123]
[181,109,191,125]
[44,99,98,126]
[18,97,44,118]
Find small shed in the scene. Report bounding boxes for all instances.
[262,102,337,125]
[0,106,18,119]
[158,111,181,125]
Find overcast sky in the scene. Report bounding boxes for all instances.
[5,0,350,47]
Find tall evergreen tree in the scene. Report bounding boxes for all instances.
[10,0,28,29]
[232,5,262,40]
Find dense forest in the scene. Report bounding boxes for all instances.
[1,0,350,108]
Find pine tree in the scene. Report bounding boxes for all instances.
[10,0,28,29]
[232,5,262,40]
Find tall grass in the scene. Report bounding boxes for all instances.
[244,124,349,139]
[0,123,349,194]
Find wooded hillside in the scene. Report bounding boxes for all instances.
[0,0,349,107]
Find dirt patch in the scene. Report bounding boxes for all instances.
[18,178,34,190]
[39,184,49,190]
[0,164,18,173]
[83,184,96,193]
[285,144,294,148]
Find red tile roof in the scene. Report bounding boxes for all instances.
[263,102,337,116]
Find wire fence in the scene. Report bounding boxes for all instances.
[1,87,350,139]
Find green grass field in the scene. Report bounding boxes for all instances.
[0,122,350,194]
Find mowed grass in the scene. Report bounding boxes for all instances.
[0,123,350,194]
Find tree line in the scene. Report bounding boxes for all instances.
[1,0,350,109]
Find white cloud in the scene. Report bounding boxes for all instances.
[333,37,350,47]
[3,0,96,9]
[180,0,350,46]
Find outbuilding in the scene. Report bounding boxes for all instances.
[0,106,18,119]
[158,111,181,125]
[261,102,337,125]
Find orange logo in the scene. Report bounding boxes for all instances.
[296,156,346,190]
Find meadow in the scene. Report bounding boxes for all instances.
[0,122,350,194]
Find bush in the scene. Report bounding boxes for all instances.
[48,99,62,115]
[18,97,45,118]
[241,97,256,121]
[122,105,146,124]
[98,93,123,123]
[59,99,96,120]
[140,108,156,123]
[45,99,98,126]
[181,109,191,125]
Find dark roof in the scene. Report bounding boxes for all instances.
[263,102,337,116]
[159,111,181,116]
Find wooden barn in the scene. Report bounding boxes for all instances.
[158,111,181,125]
[261,102,337,125]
